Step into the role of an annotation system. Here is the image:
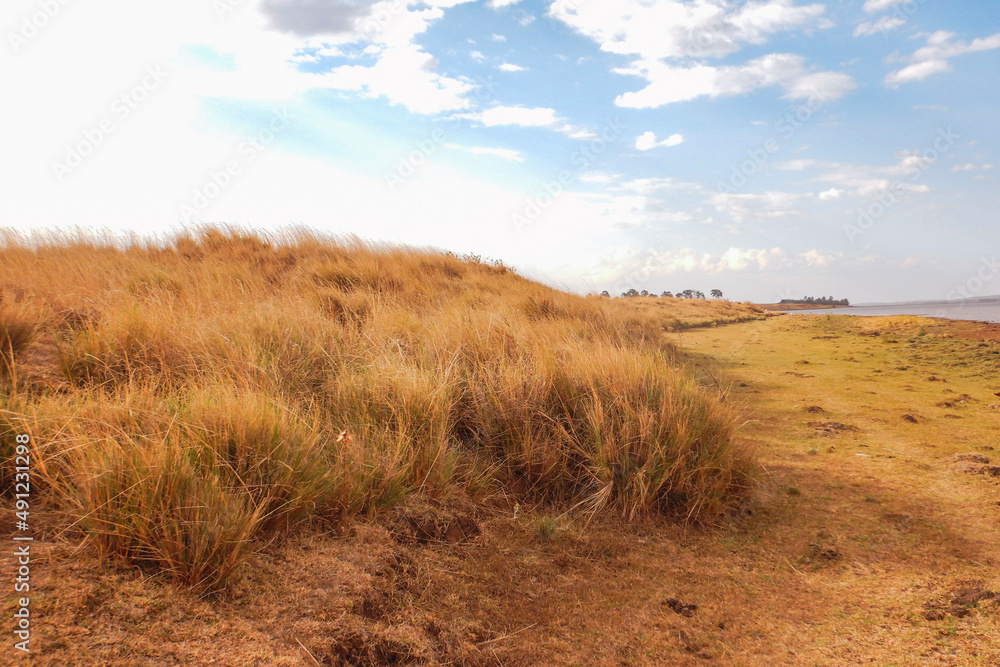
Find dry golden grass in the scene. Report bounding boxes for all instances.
[0,227,759,593]
[2,300,1000,664]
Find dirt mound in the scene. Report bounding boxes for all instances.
[320,616,426,666]
[952,453,990,464]
[391,495,481,545]
[922,584,1000,620]
[663,597,698,617]
[808,421,857,436]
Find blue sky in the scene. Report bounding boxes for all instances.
[3,0,999,302]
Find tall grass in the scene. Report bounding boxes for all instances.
[0,228,758,590]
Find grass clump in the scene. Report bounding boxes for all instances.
[534,516,560,540]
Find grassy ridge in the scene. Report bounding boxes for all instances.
[0,229,759,590]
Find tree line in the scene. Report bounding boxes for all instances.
[601,289,725,300]
[779,296,850,306]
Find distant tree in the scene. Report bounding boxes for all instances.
[600,290,610,297]
[640,289,649,297]
[694,290,706,299]
[680,289,694,299]
[623,288,640,298]
[711,289,723,299]
[662,291,673,298]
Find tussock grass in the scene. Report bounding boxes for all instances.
[0,227,758,590]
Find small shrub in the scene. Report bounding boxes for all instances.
[534,516,559,540]
[0,305,36,370]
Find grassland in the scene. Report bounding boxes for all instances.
[2,231,999,665]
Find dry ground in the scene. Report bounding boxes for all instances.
[4,313,1000,666]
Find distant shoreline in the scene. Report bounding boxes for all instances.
[756,303,852,311]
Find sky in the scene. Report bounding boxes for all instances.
[3,0,999,303]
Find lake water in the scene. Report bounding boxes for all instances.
[784,297,1000,324]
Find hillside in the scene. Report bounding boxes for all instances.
[0,229,758,586]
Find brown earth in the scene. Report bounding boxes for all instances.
[5,313,1000,665]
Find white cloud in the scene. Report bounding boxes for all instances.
[498,62,525,72]
[255,0,485,114]
[634,131,684,151]
[885,30,1000,87]
[854,16,905,37]
[592,244,841,284]
[862,0,909,12]
[470,50,486,62]
[549,0,827,61]
[490,33,507,42]
[444,143,524,162]
[617,177,702,194]
[802,151,945,197]
[614,54,855,108]
[547,0,850,107]
[799,249,836,267]
[818,188,844,200]
[950,163,994,173]
[457,106,594,139]
[776,159,835,171]
[488,0,522,7]
[710,191,802,224]
[323,43,475,114]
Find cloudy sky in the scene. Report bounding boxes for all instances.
[3,0,999,302]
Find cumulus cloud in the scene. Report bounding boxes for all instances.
[634,131,684,150]
[444,143,524,161]
[498,62,525,72]
[854,16,905,37]
[548,0,851,107]
[614,53,855,108]
[260,0,481,114]
[885,30,1000,87]
[456,105,594,138]
[549,0,826,61]
[595,245,841,286]
[800,151,947,197]
[950,163,994,172]
[709,191,802,224]
[259,0,380,36]
[862,0,909,12]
